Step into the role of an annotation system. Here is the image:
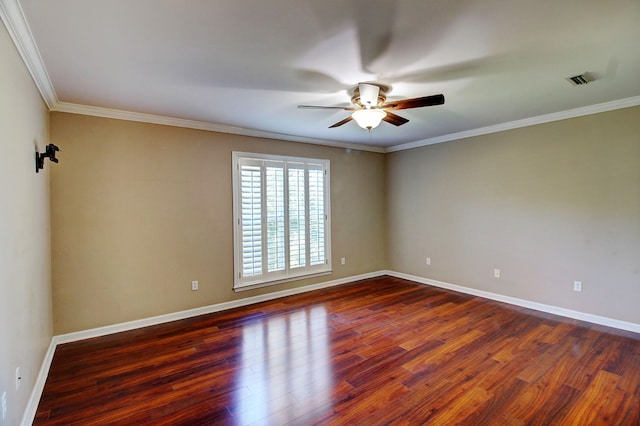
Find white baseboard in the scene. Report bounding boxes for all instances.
[384,270,640,334]
[20,339,56,426]
[22,269,639,425]
[53,270,385,344]
[20,270,385,425]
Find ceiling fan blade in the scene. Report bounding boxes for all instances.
[359,83,380,108]
[382,111,409,126]
[298,105,356,111]
[381,94,445,110]
[328,116,353,128]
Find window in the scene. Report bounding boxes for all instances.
[232,152,331,290]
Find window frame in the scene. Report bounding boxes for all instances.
[232,151,332,291]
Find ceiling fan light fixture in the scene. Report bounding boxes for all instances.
[352,109,386,130]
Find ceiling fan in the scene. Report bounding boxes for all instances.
[298,82,444,131]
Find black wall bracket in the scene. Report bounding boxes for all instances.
[36,143,61,173]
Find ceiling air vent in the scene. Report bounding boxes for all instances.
[567,72,593,86]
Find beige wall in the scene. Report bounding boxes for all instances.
[50,106,640,334]
[50,113,387,334]
[0,21,52,425]
[387,106,640,324]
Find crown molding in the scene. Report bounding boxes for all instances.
[0,0,57,108]
[1,2,384,153]
[52,102,387,153]
[2,0,638,154]
[56,95,640,155]
[386,95,640,153]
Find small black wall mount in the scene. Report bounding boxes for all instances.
[36,143,61,173]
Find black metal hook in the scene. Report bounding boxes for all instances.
[36,143,61,173]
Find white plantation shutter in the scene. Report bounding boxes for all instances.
[233,152,331,289]
[266,165,285,272]
[240,165,262,277]
[308,166,325,266]
[288,165,306,269]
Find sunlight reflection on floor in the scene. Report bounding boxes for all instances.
[235,305,333,424]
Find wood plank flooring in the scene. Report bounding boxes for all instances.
[34,276,640,425]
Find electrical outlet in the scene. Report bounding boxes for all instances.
[191,280,199,291]
[341,257,346,265]
[494,268,501,279]
[15,367,21,390]
[2,391,7,421]
[573,281,583,292]
[426,257,431,266]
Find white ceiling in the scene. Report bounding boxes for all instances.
[3,0,640,151]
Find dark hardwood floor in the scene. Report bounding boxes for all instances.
[34,276,640,425]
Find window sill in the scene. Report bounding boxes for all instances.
[233,269,333,292]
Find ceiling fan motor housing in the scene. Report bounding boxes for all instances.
[350,83,390,108]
